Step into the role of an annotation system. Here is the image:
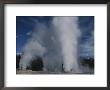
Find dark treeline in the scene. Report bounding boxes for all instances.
[80,58,94,68]
[16,54,94,71]
[27,56,43,71]
[16,54,44,71]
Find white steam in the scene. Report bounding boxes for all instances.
[52,17,81,72]
[19,22,47,70]
[19,16,81,73]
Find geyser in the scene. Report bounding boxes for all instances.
[52,17,81,73]
[19,16,81,73]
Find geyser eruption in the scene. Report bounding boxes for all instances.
[52,17,81,72]
[19,16,81,73]
[19,23,47,70]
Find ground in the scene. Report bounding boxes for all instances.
[16,68,94,74]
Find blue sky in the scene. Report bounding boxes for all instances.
[16,16,94,58]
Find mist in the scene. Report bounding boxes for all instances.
[52,17,81,72]
[19,16,82,73]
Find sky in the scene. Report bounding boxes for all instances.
[16,16,94,58]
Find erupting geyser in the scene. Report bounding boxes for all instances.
[19,16,81,73]
[52,17,81,73]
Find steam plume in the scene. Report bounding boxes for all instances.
[19,16,81,73]
[52,17,81,72]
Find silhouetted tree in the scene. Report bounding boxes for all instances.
[26,66,31,70]
[16,54,21,70]
[30,56,43,71]
[81,58,94,68]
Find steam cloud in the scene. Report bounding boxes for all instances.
[19,16,81,73]
[52,17,81,72]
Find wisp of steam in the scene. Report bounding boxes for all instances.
[19,16,81,73]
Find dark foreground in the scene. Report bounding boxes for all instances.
[16,66,94,74]
[16,54,94,74]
